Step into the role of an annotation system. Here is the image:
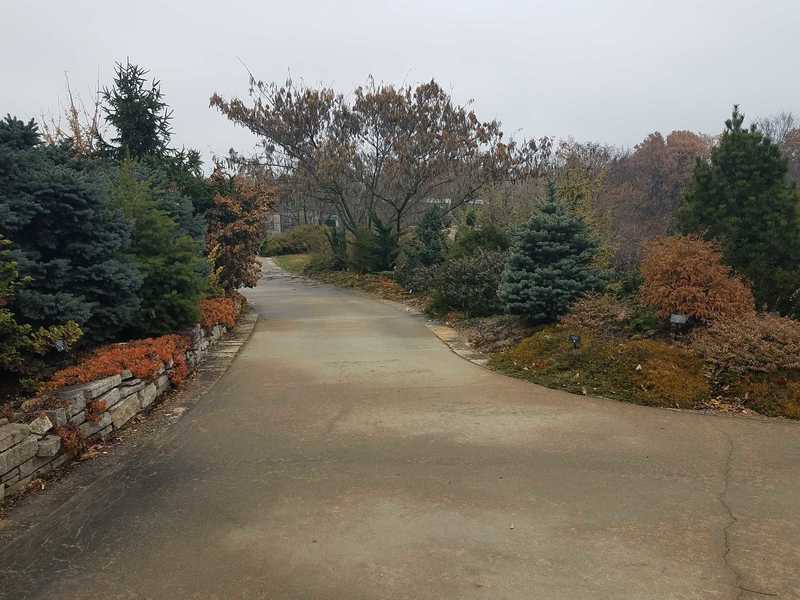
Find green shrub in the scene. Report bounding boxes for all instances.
[395,206,448,290]
[450,222,510,258]
[0,237,82,392]
[430,250,506,317]
[394,252,439,293]
[349,218,398,273]
[415,206,448,265]
[261,225,327,256]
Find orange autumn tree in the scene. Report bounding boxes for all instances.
[639,235,754,323]
[206,171,275,294]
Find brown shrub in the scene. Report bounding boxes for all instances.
[693,312,800,374]
[559,294,630,338]
[639,236,754,322]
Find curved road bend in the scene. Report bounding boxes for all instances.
[1,259,799,600]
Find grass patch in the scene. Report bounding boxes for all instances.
[490,325,708,409]
[273,254,312,274]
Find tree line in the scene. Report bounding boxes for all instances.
[1,61,271,400]
[218,73,800,319]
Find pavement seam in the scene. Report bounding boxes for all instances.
[717,430,778,599]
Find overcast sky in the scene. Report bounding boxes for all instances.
[2,0,798,165]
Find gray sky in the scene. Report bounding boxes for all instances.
[2,0,798,165]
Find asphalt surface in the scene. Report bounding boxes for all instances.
[1,260,799,599]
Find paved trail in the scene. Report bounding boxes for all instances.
[2,260,799,599]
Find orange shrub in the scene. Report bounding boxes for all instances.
[199,297,240,330]
[43,334,191,392]
[639,236,754,322]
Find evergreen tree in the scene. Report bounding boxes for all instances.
[0,116,141,342]
[100,60,172,160]
[679,106,800,312]
[499,182,604,322]
[110,161,207,335]
[349,214,398,272]
[415,206,447,266]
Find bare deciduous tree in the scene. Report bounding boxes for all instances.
[210,76,550,234]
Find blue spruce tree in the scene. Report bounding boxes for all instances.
[499,182,603,323]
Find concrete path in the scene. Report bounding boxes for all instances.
[2,260,799,599]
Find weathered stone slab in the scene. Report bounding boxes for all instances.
[79,413,112,439]
[56,375,122,403]
[8,475,32,496]
[28,414,53,436]
[1,467,20,483]
[0,423,31,453]
[20,456,44,477]
[121,369,133,380]
[0,418,8,426]
[110,394,139,430]
[21,451,68,478]
[69,410,86,426]
[0,435,38,475]
[0,482,4,503]
[43,408,68,427]
[37,435,61,457]
[138,383,158,409]
[67,394,86,418]
[96,387,121,410]
[156,374,170,394]
[119,381,146,399]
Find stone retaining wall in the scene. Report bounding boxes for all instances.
[0,322,232,504]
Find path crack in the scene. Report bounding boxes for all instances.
[717,431,778,599]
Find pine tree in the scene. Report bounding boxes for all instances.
[499,182,604,322]
[679,106,800,313]
[110,160,207,335]
[100,60,172,160]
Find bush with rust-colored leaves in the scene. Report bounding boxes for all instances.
[43,334,191,392]
[639,236,754,322]
[206,173,274,294]
[199,297,240,330]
